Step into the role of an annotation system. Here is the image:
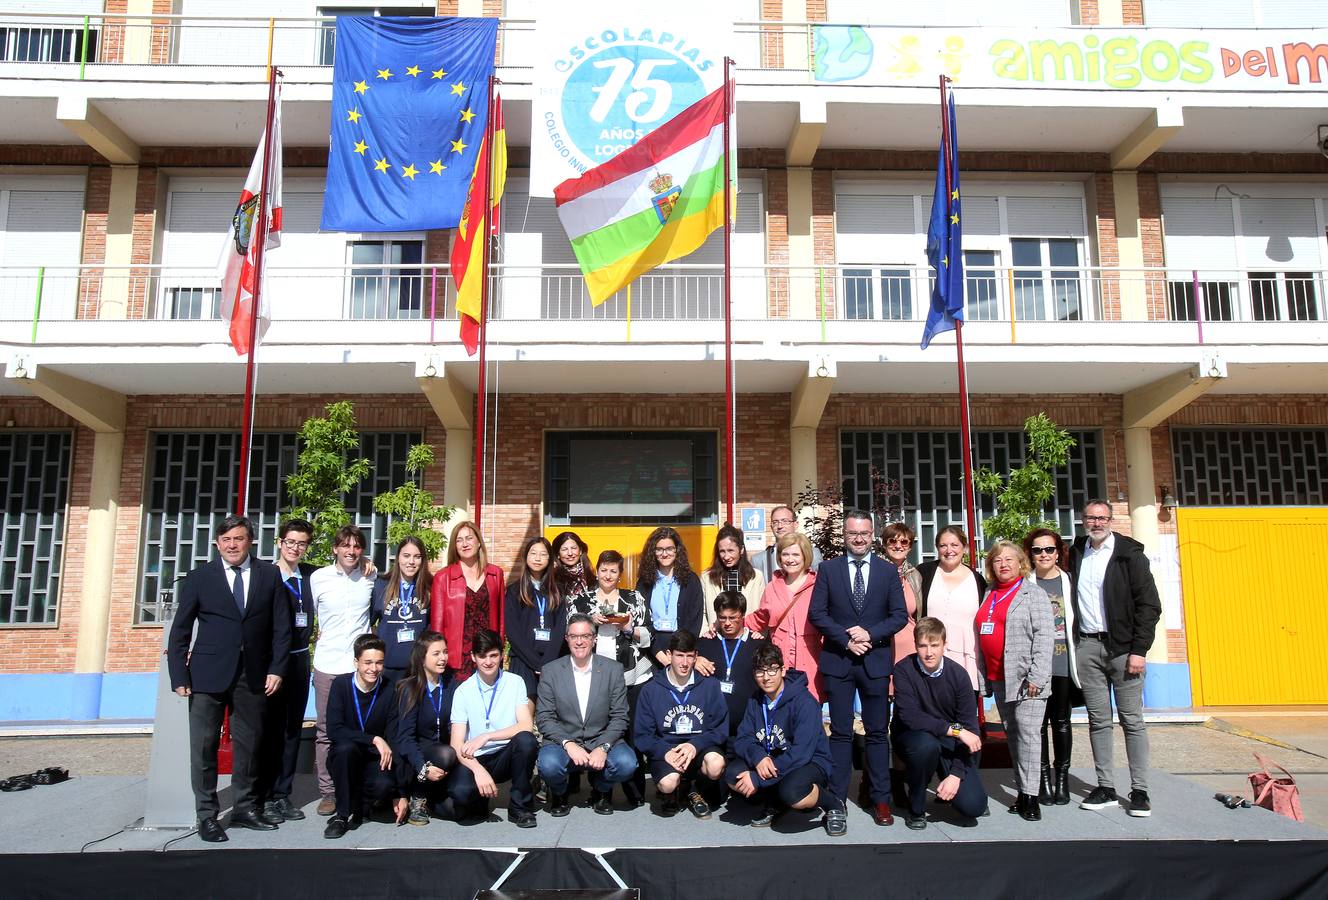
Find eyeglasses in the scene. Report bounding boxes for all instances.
[567,633,594,642]
[280,539,309,550]
[771,518,795,526]
[886,539,911,547]
[754,667,783,678]
[845,530,874,539]
[1030,546,1058,555]
[655,546,677,555]
[1084,516,1111,524]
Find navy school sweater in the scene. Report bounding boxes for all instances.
[890,653,980,780]
[327,672,400,749]
[732,668,833,786]
[632,666,729,759]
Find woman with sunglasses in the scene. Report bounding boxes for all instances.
[881,523,923,671]
[1022,527,1079,806]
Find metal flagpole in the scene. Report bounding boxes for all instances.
[938,75,979,552]
[234,65,279,516]
[472,73,498,530]
[722,57,736,526]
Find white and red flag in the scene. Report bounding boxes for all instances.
[219,83,283,356]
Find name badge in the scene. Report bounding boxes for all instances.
[534,628,551,642]
[397,627,415,643]
[719,681,734,694]
[293,612,308,629]
[653,618,676,632]
[980,622,995,635]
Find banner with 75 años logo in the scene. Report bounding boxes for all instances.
[528,1,732,197]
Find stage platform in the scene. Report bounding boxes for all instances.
[2,768,1325,898]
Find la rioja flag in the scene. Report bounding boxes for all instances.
[219,82,283,356]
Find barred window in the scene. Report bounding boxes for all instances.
[1172,428,1328,507]
[0,432,72,626]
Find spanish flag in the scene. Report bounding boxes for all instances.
[452,94,506,355]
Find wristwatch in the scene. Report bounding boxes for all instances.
[948,722,963,737]
[417,762,432,782]
[598,742,614,754]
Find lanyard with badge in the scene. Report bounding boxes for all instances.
[980,579,1023,635]
[533,588,551,642]
[395,582,417,645]
[718,636,742,694]
[285,576,307,629]
[653,579,678,631]
[761,688,785,752]
[669,684,695,734]
[427,681,445,740]
[351,678,381,732]
[479,674,502,731]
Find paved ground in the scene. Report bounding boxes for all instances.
[3,717,1326,828]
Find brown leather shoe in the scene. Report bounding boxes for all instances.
[316,796,336,817]
[872,801,895,826]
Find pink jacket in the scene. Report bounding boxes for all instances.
[746,570,824,702]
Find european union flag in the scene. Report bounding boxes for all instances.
[921,88,963,350]
[321,16,498,232]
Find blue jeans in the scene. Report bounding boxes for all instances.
[537,740,638,794]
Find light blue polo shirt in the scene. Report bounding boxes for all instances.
[450,670,525,756]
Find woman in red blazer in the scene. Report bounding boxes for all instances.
[429,520,504,681]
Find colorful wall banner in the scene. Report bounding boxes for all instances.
[529,1,732,197]
[812,26,1328,92]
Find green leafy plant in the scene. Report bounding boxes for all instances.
[372,442,454,561]
[285,401,372,565]
[795,466,905,560]
[974,413,1076,544]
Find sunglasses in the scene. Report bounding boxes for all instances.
[1030,546,1059,555]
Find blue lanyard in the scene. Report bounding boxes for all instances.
[668,684,692,706]
[761,688,785,750]
[535,591,547,629]
[985,579,1023,622]
[399,582,415,612]
[351,678,380,732]
[719,636,742,680]
[284,575,301,602]
[479,674,502,729]
[656,578,677,621]
[427,681,445,738]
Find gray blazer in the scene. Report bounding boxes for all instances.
[975,579,1055,700]
[536,654,629,750]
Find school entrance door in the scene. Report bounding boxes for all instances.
[1178,507,1328,706]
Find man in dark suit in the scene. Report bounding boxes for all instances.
[535,613,638,816]
[809,509,908,828]
[168,514,292,843]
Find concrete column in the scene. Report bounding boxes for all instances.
[443,426,474,528]
[787,167,816,318]
[458,0,484,16]
[123,0,157,65]
[72,430,125,716]
[1095,0,1125,26]
[98,165,139,320]
[790,357,835,517]
[417,358,475,536]
[783,0,810,72]
[789,424,817,509]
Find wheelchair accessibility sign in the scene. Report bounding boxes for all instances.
[529,1,731,196]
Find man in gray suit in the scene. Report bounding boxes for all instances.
[754,505,822,582]
[536,613,639,816]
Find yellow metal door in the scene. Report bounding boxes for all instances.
[1178,507,1328,706]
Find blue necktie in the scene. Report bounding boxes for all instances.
[231,565,246,614]
[851,560,866,614]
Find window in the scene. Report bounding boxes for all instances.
[346,240,424,319]
[0,24,98,62]
[318,6,434,66]
[1012,238,1082,321]
[137,430,419,623]
[843,267,912,320]
[963,250,1000,321]
[1173,429,1328,506]
[1249,272,1319,322]
[0,432,71,626]
[0,182,85,322]
[841,428,1103,557]
[545,431,718,525]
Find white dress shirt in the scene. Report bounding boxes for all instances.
[847,553,872,596]
[310,564,373,675]
[223,557,252,608]
[571,657,594,723]
[1076,533,1115,635]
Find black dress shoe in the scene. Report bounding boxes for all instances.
[905,812,927,830]
[1020,794,1042,822]
[198,817,228,843]
[659,790,681,817]
[323,816,349,839]
[258,802,286,827]
[229,809,278,831]
[590,790,614,816]
[508,808,538,829]
[549,793,571,817]
[272,797,306,821]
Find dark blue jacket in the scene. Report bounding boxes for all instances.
[327,672,399,749]
[277,561,318,662]
[168,556,291,695]
[633,666,728,759]
[696,633,769,736]
[637,572,704,659]
[372,577,429,671]
[733,669,833,786]
[392,674,455,771]
[808,554,909,679]
[891,653,980,780]
[504,580,568,674]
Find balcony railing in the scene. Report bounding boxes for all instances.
[0,13,797,76]
[4,264,1325,343]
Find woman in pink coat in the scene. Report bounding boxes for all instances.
[745,531,824,702]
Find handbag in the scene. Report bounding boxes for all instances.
[1248,753,1304,822]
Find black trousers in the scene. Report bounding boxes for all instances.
[895,728,989,819]
[328,740,405,819]
[187,664,266,821]
[1040,673,1074,768]
[449,731,538,815]
[256,651,311,802]
[725,758,828,809]
[409,741,459,803]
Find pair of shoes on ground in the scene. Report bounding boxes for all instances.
[1,767,70,792]
[323,812,362,839]
[549,790,614,817]
[1080,786,1151,817]
[262,797,306,822]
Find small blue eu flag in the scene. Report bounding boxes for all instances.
[321,16,498,233]
[921,87,963,350]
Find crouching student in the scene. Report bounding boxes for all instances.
[393,631,458,826]
[633,630,728,818]
[448,629,540,828]
[324,633,408,839]
[726,644,845,836]
[891,616,989,829]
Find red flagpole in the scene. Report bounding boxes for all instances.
[722,58,736,526]
[472,74,497,531]
[234,66,279,516]
[938,75,979,552]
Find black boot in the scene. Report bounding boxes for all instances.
[1020,793,1042,821]
[1053,763,1071,805]
[1038,764,1053,805]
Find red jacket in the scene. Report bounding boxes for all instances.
[429,562,505,663]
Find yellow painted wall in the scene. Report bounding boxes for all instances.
[1178,507,1328,706]
[543,525,720,589]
